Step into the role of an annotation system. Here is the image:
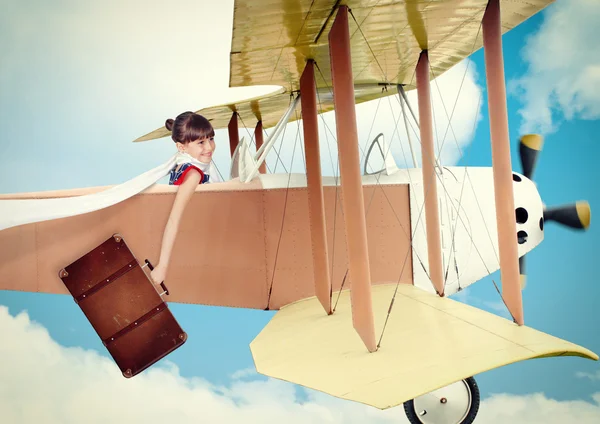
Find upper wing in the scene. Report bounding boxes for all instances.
[133,86,287,142]
[134,0,553,140]
[230,0,553,93]
[133,83,397,142]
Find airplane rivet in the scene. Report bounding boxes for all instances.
[440,398,447,404]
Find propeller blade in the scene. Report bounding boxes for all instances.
[519,255,527,290]
[519,134,543,179]
[543,201,591,230]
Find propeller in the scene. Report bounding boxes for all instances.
[516,134,592,290]
[518,134,543,180]
[544,202,591,230]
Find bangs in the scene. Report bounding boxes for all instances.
[183,115,214,143]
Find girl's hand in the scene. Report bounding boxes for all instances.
[150,265,167,287]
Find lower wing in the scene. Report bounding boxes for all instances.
[250,282,598,410]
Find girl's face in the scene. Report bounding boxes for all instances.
[179,135,215,163]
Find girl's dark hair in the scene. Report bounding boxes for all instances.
[165,112,214,144]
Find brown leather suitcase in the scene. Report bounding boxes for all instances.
[58,233,187,378]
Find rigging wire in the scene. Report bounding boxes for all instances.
[348,9,441,292]
[358,96,384,171]
[261,126,287,174]
[269,93,301,175]
[397,86,419,168]
[295,107,307,172]
[258,5,511,328]
[273,120,289,173]
[313,59,434,312]
[235,113,275,175]
[264,95,302,310]
[312,61,432,308]
[345,8,514,345]
[314,19,441,304]
[426,70,452,290]
[314,63,343,306]
[392,88,480,300]
[428,59,501,265]
[425,19,511,314]
[259,94,297,175]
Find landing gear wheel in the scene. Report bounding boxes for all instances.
[403,377,480,424]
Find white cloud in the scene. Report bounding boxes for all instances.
[0,0,275,129]
[2,305,600,424]
[0,0,482,194]
[478,392,600,424]
[577,370,600,381]
[363,57,484,169]
[0,0,277,192]
[509,0,600,135]
[0,305,403,424]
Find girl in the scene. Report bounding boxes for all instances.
[150,111,221,287]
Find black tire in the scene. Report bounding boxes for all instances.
[403,377,480,424]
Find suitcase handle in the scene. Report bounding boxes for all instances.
[143,259,170,297]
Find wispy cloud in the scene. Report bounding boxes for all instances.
[2,305,600,423]
[230,367,259,380]
[508,0,600,135]
[479,392,600,423]
[577,371,600,382]
[0,0,275,192]
[482,300,513,319]
[452,284,514,320]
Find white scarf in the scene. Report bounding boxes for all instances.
[0,152,222,232]
[174,152,222,183]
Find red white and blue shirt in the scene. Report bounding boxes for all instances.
[168,153,222,185]
[169,163,210,185]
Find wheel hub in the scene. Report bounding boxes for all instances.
[408,379,474,424]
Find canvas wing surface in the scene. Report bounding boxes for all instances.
[231,0,553,92]
[250,282,598,410]
[133,87,287,142]
[134,0,553,139]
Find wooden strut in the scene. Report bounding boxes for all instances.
[415,51,445,297]
[482,0,524,325]
[254,121,267,174]
[300,59,333,315]
[228,111,239,158]
[328,5,377,352]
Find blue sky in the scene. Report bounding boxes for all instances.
[1,1,599,422]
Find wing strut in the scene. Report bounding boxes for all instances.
[329,5,376,352]
[228,112,239,157]
[254,121,267,174]
[482,0,523,325]
[416,51,445,297]
[300,59,332,315]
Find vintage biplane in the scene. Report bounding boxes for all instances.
[0,0,596,423]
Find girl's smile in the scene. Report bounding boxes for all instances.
[180,135,215,163]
